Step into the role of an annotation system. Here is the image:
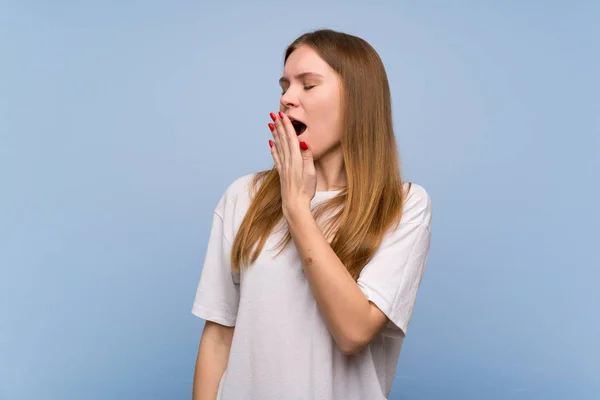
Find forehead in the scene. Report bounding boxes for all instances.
[283,45,333,77]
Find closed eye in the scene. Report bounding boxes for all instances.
[281,85,316,95]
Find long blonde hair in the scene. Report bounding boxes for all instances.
[231,29,408,280]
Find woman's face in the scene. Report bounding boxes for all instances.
[279,45,343,160]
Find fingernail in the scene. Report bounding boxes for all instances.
[300,141,308,151]
[270,112,277,121]
[279,111,284,119]
[269,140,274,148]
[268,123,275,131]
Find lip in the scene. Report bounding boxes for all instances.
[282,113,307,136]
[286,114,305,124]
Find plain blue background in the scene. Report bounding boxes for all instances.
[1,1,599,399]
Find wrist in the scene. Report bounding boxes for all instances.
[283,202,313,225]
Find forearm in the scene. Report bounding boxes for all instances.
[193,322,233,400]
[286,208,377,354]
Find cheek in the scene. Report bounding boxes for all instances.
[322,108,343,143]
[313,96,342,135]
[310,118,342,155]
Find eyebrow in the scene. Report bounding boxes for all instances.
[279,72,324,85]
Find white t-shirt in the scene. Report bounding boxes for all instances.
[192,172,432,400]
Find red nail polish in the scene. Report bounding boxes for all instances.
[300,141,308,151]
[270,112,277,121]
[279,111,284,119]
[268,123,275,131]
[269,140,274,148]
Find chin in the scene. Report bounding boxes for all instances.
[311,149,324,161]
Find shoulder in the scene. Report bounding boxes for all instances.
[214,171,262,217]
[222,172,259,199]
[400,182,432,228]
[374,182,432,249]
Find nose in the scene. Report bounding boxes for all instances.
[280,87,299,110]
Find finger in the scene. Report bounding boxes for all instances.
[269,139,281,172]
[270,112,287,165]
[299,140,316,176]
[268,121,284,164]
[271,112,290,166]
[268,123,282,169]
[277,112,302,163]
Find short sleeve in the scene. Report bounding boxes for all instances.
[357,184,432,336]
[191,207,240,327]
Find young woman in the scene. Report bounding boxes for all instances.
[192,29,432,400]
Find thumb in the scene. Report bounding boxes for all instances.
[299,141,315,171]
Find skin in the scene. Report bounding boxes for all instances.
[269,45,390,354]
[276,44,346,192]
[193,45,393,399]
[192,321,233,400]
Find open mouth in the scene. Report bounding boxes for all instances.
[291,120,307,136]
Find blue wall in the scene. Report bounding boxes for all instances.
[1,1,598,399]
